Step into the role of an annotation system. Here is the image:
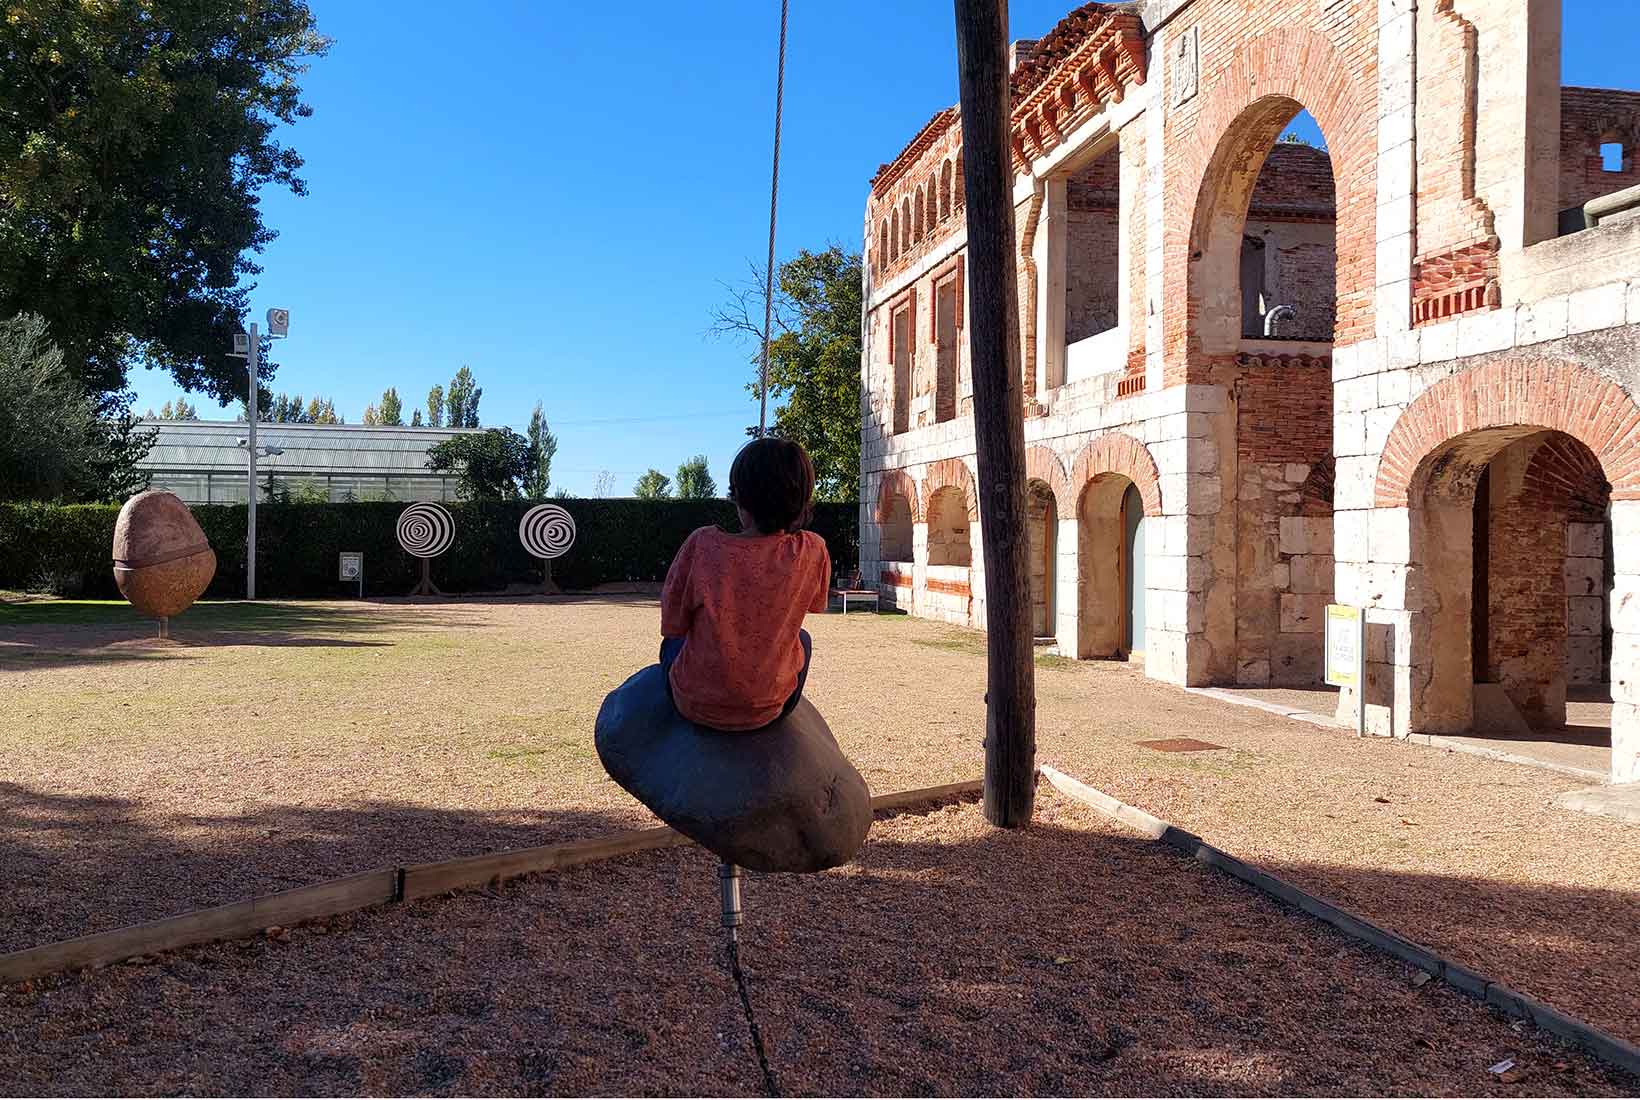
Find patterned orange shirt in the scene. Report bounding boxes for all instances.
[660,526,831,731]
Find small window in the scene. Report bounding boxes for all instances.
[1601,142,1624,173]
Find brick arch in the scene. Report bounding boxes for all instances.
[1067,433,1162,518]
[874,468,920,525]
[1375,358,1640,506]
[922,457,979,521]
[1024,445,1073,518]
[1169,26,1376,374]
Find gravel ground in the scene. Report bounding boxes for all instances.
[0,792,1632,1097]
[2,597,1637,1054]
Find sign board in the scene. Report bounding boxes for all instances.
[1325,604,1368,737]
[1323,605,1362,688]
[339,552,363,581]
[266,308,290,337]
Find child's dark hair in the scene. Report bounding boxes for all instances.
[729,437,816,534]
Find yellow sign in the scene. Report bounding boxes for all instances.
[1324,604,1363,689]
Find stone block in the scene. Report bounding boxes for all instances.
[1284,462,1310,484]
[1368,507,1411,564]
[1564,557,1603,597]
[1290,554,1335,595]
[1567,595,1606,637]
[1148,553,1189,592]
[1272,632,1325,687]
[1334,510,1371,564]
[1335,374,1379,414]
[1516,295,1569,346]
[1334,411,1368,457]
[1420,318,1458,364]
[1629,280,1640,326]
[1364,405,1403,456]
[1568,281,1628,335]
[1377,367,1412,407]
[1236,656,1272,686]
[1566,523,1605,559]
[1280,593,1328,634]
[1455,307,1517,358]
[1612,500,1640,542]
[1612,706,1639,783]
[1567,636,1604,684]
[1334,456,1378,510]
[1386,327,1420,370]
[1279,515,1312,555]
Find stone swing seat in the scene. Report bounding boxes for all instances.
[594,664,872,874]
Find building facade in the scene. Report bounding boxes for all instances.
[858,0,1640,781]
[137,420,481,504]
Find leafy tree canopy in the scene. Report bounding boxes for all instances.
[524,401,557,500]
[633,469,672,500]
[674,455,716,499]
[426,385,444,428]
[445,366,481,428]
[0,1,330,405]
[0,313,153,502]
[378,387,403,427]
[713,246,861,501]
[425,427,535,500]
[410,408,424,427]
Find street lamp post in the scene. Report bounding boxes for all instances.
[231,308,289,600]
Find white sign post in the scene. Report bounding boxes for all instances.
[228,308,290,600]
[1325,604,1368,736]
[339,552,363,599]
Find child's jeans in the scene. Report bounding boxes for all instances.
[659,630,813,728]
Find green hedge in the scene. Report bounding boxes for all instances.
[0,499,860,599]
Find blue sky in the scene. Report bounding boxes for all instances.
[131,1,1636,496]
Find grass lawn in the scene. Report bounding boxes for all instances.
[2,594,1638,1056]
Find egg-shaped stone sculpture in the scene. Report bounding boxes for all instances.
[112,491,217,619]
[596,664,872,873]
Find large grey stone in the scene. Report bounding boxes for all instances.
[595,664,872,873]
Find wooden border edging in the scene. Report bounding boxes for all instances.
[0,779,983,986]
[0,869,397,985]
[1037,764,1640,1077]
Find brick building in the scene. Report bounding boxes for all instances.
[857,0,1640,782]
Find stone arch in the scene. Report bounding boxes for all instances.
[922,457,979,521]
[901,197,912,251]
[1376,358,1640,507]
[940,159,953,221]
[1173,27,1375,367]
[879,220,890,269]
[954,150,964,208]
[890,208,900,261]
[874,468,920,525]
[1067,433,1162,518]
[914,186,926,241]
[1024,445,1073,517]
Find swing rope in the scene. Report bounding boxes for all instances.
[756,0,790,439]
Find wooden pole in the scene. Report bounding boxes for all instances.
[953,0,1036,827]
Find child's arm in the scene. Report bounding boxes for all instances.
[807,537,833,614]
[659,533,697,638]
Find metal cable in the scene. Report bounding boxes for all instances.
[727,937,781,1097]
[756,0,790,439]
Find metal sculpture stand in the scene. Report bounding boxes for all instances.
[408,558,444,598]
[719,862,778,1095]
[539,556,560,596]
[157,616,169,640]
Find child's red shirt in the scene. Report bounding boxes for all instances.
[660,526,831,730]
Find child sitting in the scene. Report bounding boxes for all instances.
[658,437,831,731]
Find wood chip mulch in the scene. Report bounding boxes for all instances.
[0,793,1632,1097]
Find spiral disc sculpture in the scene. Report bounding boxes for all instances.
[519,504,576,560]
[519,504,575,594]
[397,502,454,596]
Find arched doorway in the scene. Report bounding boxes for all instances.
[926,486,972,567]
[1410,429,1612,740]
[1027,481,1058,639]
[880,493,914,563]
[1078,474,1141,660]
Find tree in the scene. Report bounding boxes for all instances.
[426,385,445,429]
[712,246,862,500]
[633,469,672,499]
[445,366,481,428]
[0,313,154,502]
[378,387,404,426]
[524,401,558,499]
[425,428,536,500]
[592,470,617,499]
[361,404,380,426]
[306,397,342,425]
[674,455,717,499]
[410,408,424,427]
[0,2,330,405]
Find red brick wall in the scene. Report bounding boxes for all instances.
[1247,144,1337,217]
[1559,87,1640,215]
[1164,2,1378,384]
[1235,362,1334,465]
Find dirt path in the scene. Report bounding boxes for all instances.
[2,597,1636,1050]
